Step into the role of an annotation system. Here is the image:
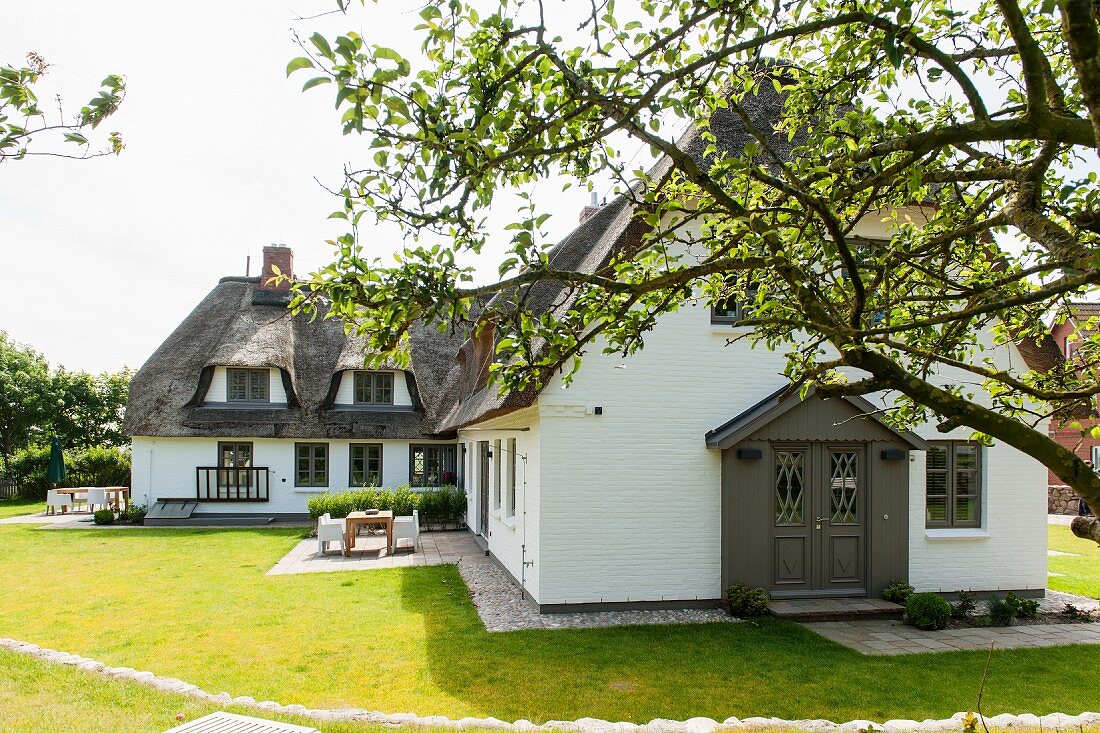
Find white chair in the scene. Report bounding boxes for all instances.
[316,513,347,556]
[71,487,91,512]
[393,510,420,552]
[46,489,73,516]
[86,488,112,513]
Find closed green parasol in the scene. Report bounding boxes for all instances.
[46,437,67,485]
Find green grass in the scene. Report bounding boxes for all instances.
[1048,523,1100,598]
[0,498,44,519]
[1,524,1100,724]
[0,647,405,733]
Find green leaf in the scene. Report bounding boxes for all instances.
[302,76,331,91]
[310,33,333,59]
[286,57,315,76]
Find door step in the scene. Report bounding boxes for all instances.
[768,597,904,621]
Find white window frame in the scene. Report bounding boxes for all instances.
[492,439,502,511]
[505,438,517,519]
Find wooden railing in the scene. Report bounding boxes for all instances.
[195,467,270,502]
[0,476,18,500]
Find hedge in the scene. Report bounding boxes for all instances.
[307,485,467,521]
[7,445,131,499]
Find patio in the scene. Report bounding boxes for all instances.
[266,530,487,575]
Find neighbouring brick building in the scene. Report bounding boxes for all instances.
[1048,301,1100,513]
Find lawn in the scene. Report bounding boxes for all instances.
[0,498,44,519]
[0,647,403,733]
[2,524,1100,724]
[1048,523,1100,598]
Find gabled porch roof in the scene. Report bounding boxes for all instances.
[704,386,930,451]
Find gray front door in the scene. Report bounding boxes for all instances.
[771,444,866,597]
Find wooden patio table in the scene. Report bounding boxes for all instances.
[344,510,393,557]
[56,486,130,512]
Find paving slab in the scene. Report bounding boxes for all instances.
[266,530,487,575]
[802,617,1100,655]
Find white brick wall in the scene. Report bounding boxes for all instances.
[458,406,542,600]
[532,305,790,605]
[131,436,458,514]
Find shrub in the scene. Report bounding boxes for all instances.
[123,503,148,524]
[307,485,468,523]
[1004,592,1040,620]
[726,583,771,618]
[93,509,115,525]
[952,590,978,619]
[905,592,951,630]
[8,445,51,499]
[70,446,131,487]
[988,595,1017,626]
[882,579,914,604]
[8,444,130,500]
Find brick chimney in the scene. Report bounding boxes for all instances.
[579,191,602,223]
[260,244,294,290]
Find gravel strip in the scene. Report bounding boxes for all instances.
[456,559,734,632]
[1040,589,1099,614]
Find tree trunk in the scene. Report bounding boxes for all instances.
[846,348,1100,541]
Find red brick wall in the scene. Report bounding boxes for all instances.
[1048,317,1097,485]
[261,245,294,290]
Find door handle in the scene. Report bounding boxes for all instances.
[815,516,828,530]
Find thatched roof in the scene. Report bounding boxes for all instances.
[124,277,465,439]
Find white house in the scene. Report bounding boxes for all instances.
[124,245,463,524]
[124,85,1056,609]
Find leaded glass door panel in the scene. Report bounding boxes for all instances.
[820,447,865,591]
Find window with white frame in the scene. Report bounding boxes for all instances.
[506,438,517,519]
[926,442,981,528]
[492,439,502,510]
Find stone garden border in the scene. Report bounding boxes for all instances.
[4,637,1100,732]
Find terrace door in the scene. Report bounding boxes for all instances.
[478,441,490,537]
[217,442,253,499]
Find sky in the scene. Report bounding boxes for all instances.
[1,1,593,374]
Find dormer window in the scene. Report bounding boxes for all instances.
[227,368,269,403]
[353,371,394,405]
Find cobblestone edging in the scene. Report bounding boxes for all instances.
[4,637,1100,732]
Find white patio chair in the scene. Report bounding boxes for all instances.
[71,487,90,512]
[393,509,420,552]
[86,488,112,513]
[46,489,73,516]
[316,513,346,556]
